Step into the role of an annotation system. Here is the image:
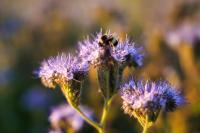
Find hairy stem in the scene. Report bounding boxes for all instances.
[100,97,114,133]
[142,115,149,133]
[61,85,102,132]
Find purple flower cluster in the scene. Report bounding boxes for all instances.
[37,53,88,88]
[78,31,144,67]
[35,30,186,132]
[77,31,144,99]
[111,38,144,67]
[120,78,185,120]
[37,30,144,92]
[49,104,92,132]
[165,23,200,46]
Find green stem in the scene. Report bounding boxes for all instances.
[61,85,102,132]
[100,97,113,133]
[76,108,102,131]
[98,128,104,133]
[142,115,149,133]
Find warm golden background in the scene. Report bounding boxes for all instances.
[0,0,200,133]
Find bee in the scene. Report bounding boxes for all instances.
[98,34,119,48]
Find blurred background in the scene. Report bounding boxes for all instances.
[0,0,200,132]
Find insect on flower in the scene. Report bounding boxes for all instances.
[98,34,119,48]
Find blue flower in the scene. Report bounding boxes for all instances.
[111,37,144,67]
[78,31,144,67]
[37,53,88,88]
[78,36,100,66]
[120,78,185,123]
[78,31,144,99]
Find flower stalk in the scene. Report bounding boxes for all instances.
[61,84,102,132]
[142,115,149,133]
[99,96,114,133]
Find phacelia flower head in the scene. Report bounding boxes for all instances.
[37,53,89,106]
[78,31,144,99]
[37,53,88,88]
[49,104,92,132]
[111,37,144,67]
[120,78,185,127]
[78,31,144,68]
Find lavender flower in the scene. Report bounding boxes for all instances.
[111,37,144,67]
[49,104,92,132]
[78,31,144,99]
[37,53,88,106]
[78,36,100,66]
[120,78,185,126]
[78,31,144,67]
[37,53,88,88]
[165,23,200,46]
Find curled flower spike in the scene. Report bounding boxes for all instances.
[37,53,89,106]
[49,104,92,132]
[78,31,144,99]
[120,78,185,128]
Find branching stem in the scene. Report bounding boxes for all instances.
[61,85,102,132]
[99,96,114,133]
